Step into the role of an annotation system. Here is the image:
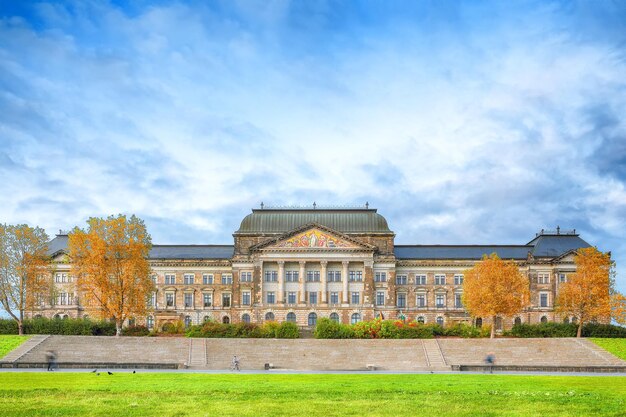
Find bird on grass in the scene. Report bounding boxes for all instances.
[91,369,97,373]
[96,373,100,376]
[133,370,136,374]
[107,371,113,375]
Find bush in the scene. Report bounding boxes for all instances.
[315,318,434,339]
[0,317,116,336]
[582,323,626,338]
[121,325,150,336]
[186,321,300,338]
[508,322,577,338]
[314,318,355,339]
[443,323,489,338]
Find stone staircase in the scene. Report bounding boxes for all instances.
[0,335,49,364]
[437,338,626,367]
[422,339,447,369]
[188,338,207,368]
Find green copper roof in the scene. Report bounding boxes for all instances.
[235,208,393,234]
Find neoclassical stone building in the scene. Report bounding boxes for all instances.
[33,206,591,331]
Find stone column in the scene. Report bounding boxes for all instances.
[257,260,264,306]
[299,261,306,303]
[321,260,328,303]
[278,261,285,303]
[342,261,349,303]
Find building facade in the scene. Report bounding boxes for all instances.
[32,206,591,331]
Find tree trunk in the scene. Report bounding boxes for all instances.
[577,320,583,338]
[116,320,123,336]
[490,315,496,339]
[18,320,23,336]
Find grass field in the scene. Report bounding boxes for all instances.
[591,338,626,361]
[0,335,30,359]
[0,373,624,416]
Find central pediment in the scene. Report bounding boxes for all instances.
[250,223,375,251]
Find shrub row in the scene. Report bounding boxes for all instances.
[0,318,116,336]
[507,322,626,338]
[313,318,491,339]
[186,321,300,338]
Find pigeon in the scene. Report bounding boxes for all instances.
[132,370,136,374]
[107,371,113,375]
[96,373,100,376]
[91,369,97,373]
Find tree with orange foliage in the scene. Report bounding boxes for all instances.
[68,215,153,336]
[463,253,530,338]
[0,224,50,335]
[612,292,626,327]
[557,247,614,337]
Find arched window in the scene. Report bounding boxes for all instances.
[286,312,297,323]
[62,314,69,320]
[514,317,521,326]
[146,316,154,329]
[329,312,340,323]
[436,316,444,326]
[222,316,230,324]
[351,313,361,325]
[242,314,251,324]
[308,312,317,326]
[184,316,192,328]
[417,316,425,324]
[128,318,136,327]
[540,316,548,323]
[34,314,42,319]
[265,312,275,321]
[203,315,211,323]
[563,317,570,324]
[571,317,578,324]
[475,317,482,328]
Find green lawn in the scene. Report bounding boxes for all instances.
[591,338,626,361]
[0,335,30,359]
[0,373,625,416]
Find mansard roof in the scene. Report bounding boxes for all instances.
[249,223,376,251]
[394,245,530,260]
[235,207,392,234]
[526,231,591,258]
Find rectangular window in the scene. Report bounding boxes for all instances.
[183,274,195,285]
[330,292,339,305]
[166,293,175,307]
[376,291,385,306]
[151,275,157,284]
[436,294,445,308]
[288,292,297,304]
[240,272,252,282]
[242,291,251,306]
[55,273,69,283]
[184,293,193,308]
[559,273,567,283]
[375,272,387,282]
[351,292,360,305]
[203,274,214,285]
[415,275,427,285]
[165,274,176,285]
[396,275,408,285]
[266,292,275,304]
[147,292,156,307]
[328,271,341,282]
[454,274,464,285]
[416,294,426,307]
[286,271,299,282]
[397,293,407,308]
[309,292,318,305]
[222,293,231,307]
[60,292,67,305]
[203,293,212,307]
[540,293,549,307]
[306,271,320,282]
[537,273,550,284]
[221,274,233,285]
[349,271,363,282]
[454,293,463,308]
[435,275,446,285]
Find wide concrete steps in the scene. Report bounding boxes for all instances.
[437,338,626,367]
[205,339,431,371]
[188,338,207,367]
[16,336,189,366]
[422,339,447,368]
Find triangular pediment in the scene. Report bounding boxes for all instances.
[552,249,577,263]
[251,223,375,251]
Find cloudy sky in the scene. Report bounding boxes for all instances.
[1,1,625,292]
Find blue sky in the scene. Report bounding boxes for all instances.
[0,1,625,293]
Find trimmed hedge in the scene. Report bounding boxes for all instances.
[507,322,626,338]
[186,321,300,338]
[0,318,116,336]
[121,325,150,336]
[315,318,439,339]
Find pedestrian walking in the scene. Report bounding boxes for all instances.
[46,350,57,371]
[231,355,240,371]
[484,352,495,374]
